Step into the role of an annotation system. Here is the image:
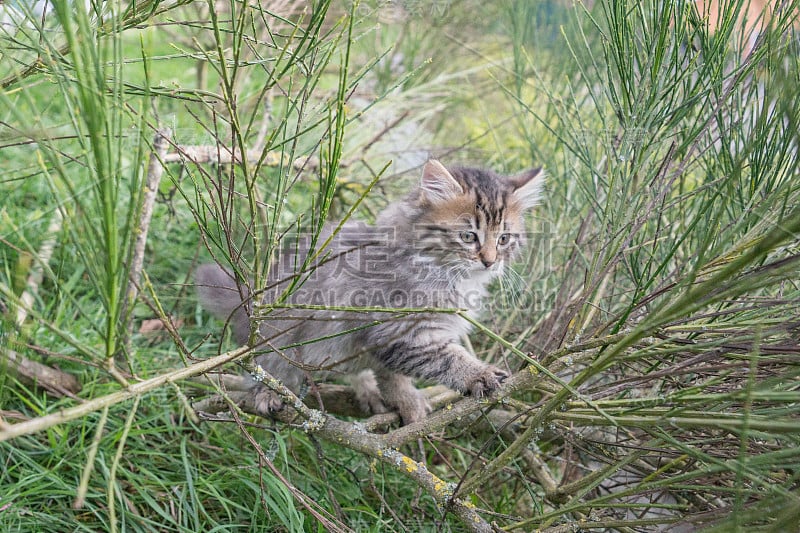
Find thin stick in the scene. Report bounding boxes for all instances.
[122,128,171,360]
[1,347,81,396]
[73,405,110,509]
[108,396,141,533]
[2,207,81,396]
[16,207,63,326]
[163,144,320,169]
[0,346,251,443]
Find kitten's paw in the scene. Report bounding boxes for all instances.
[466,365,509,398]
[350,370,390,415]
[394,389,432,425]
[251,387,285,416]
[357,388,390,415]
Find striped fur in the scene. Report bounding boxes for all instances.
[196,160,544,424]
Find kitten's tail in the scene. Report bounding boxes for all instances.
[195,263,251,345]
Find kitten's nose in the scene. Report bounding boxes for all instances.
[479,249,497,268]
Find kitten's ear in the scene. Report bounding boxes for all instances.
[420,160,463,203]
[509,167,545,209]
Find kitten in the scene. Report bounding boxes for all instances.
[196,160,543,424]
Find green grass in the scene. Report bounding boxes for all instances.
[2,0,800,531]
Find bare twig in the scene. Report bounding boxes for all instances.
[2,348,82,396]
[2,207,82,397]
[0,346,252,442]
[121,128,172,361]
[73,406,109,510]
[163,144,320,170]
[15,208,63,326]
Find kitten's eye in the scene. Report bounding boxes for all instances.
[498,233,512,246]
[459,231,478,244]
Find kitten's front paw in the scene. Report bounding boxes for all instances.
[350,370,390,415]
[361,392,390,415]
[251,387,285,416]
[466,365,509,398]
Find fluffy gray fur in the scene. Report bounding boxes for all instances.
[196,160,544,424]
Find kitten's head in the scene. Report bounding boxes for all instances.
[409,159,544,279]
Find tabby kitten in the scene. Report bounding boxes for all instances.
[196,160,543,424]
